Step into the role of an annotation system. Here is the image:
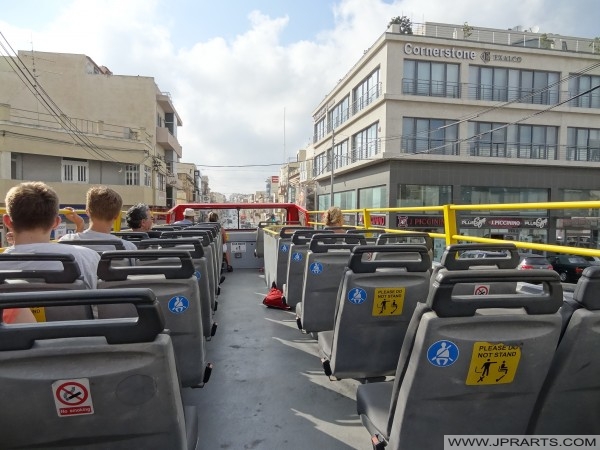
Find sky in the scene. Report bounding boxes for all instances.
[0,0,598,197]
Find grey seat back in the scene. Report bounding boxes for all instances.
[320,244,431,379]
[111,231,150,245]
[0,253,92,321]
[285,229,333,308]
[383,269,562,449]
[529,266,600,434]
[190,224,222,268]
[434,243,520,295]
[255,221,271,258]
[161,230,218,298]
[0,288,188,449]
[58,239,126,252]
[137,238,215,338]
[298,234,366,333]
[275,226,312,289]
[97,250,208,388]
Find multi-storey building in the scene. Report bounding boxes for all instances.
[306,22,600,248]
[0,51,182,208]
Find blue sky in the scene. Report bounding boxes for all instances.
[0,0,598,196]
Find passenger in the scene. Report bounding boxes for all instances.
[209,211,232,272]
[324,206,345,231]
[125,203,154,232]
[59,186,138,251]
[173,208,195,226]
[0,181,100,289]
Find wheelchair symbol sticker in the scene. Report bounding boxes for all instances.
[292,252,303,262]
[348,287,367,305]
[309,262,323,275]
[280,244,289,253]
[168,296,189,314]
[194,270,201,279]
[427,340,459,367]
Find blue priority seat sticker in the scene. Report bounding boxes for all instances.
[168,296,190,314]
[309,262,323,274]
[292,252,303,262]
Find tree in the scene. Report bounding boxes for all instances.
[540,33,554,50]
[388,16,413,35]
[462,22,474,39]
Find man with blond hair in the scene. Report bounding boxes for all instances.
[60,186,137,250]
[1,181,100,289]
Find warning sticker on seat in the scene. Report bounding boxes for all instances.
[372,288,405,316]
[465,341,521,385]
[52,378,94,417]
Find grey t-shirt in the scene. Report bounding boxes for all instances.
[59,229,138,251]
[2,242,101,289]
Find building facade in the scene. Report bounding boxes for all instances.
[306,22,600,248]
[0,51,183,208]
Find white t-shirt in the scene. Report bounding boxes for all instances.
[59,229,138,251]
[1,242,101,289]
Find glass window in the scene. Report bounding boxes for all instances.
[569,74,600,108]
[402,118,458,155]
[461,186,548,214]
[359,186,388,209]
[334,190,356,210]
[144,165,152,187]
[560,189,600,217]
[62,159,88,184]
[353,68,380,114]
[397,185,452,208]
[567,127,600,162]
[403,60,460,98]
[125,164,139,186]
[352,123,379,161]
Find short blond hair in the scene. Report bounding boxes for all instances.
[86,186,123,221]
[5,182,59,232]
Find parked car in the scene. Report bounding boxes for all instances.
[459,250,508,259]
[517,253,554,270]
[546,254,592,283]
[580,255,600,266]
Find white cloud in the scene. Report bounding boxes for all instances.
[1,0,597,195]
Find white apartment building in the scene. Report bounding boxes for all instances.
[0,51,183,209]
[306,22,600,247]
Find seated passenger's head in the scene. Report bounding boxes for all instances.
[3,182,60,233]
[324,206,344,227]
[126,203,152,231]
[208,212,219,222]
[86,186,123,222]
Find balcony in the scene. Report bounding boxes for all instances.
[156,127,182,157]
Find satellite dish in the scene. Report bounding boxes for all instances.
[530,25,540,33]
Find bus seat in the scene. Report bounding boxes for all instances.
[346,229,390,243]
[318,244,431,380]
[255,221,271,258]
[97,250,211,388]
[285,230,334,308]
[358,268,563,449]
[161,229,220,297]
[0,253,92,321]
[58,239,126,252]
[529,266,600,434]
[374,232,434,262]
[296,234,366,333]
[111,231,149,244]
[137,238,217,338]
[0,288,190,449]
[263,226,312,289]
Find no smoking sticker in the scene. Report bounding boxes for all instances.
[52,378,94,417]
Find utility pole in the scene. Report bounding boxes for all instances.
[329,127,335,207]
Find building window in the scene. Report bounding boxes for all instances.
[62,159,88,183]
[567,127,600,161]
[560,189,600,217]
[468,122,508,157]
[352,123,379,161]
[314,117,327,143]
[333,139,349,169]
[157,173,166,191]
[469,66,559,105]
[515,124,557,160]
[313,151,329,177]
[11,153,22,180]
[403,60,460,98]
[333,190,356,210]
[353,68,380,114]
[359,185,388,209]
[402,118,458,155]
[397,185,452,208]
[144,165,152,187]
[568,74,600,108]
[328,96,350,130]
[125,164,139,186]
[461,186,548,214]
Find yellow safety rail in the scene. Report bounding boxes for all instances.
[307,201,600,258]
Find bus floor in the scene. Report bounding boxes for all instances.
[183,268,371,450]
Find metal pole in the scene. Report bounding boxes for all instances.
[330,127,335,206]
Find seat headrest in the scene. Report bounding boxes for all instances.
[573,266,600,310]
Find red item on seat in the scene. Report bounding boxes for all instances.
[263,283,290,310]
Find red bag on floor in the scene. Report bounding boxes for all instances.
[263,282,290,310]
